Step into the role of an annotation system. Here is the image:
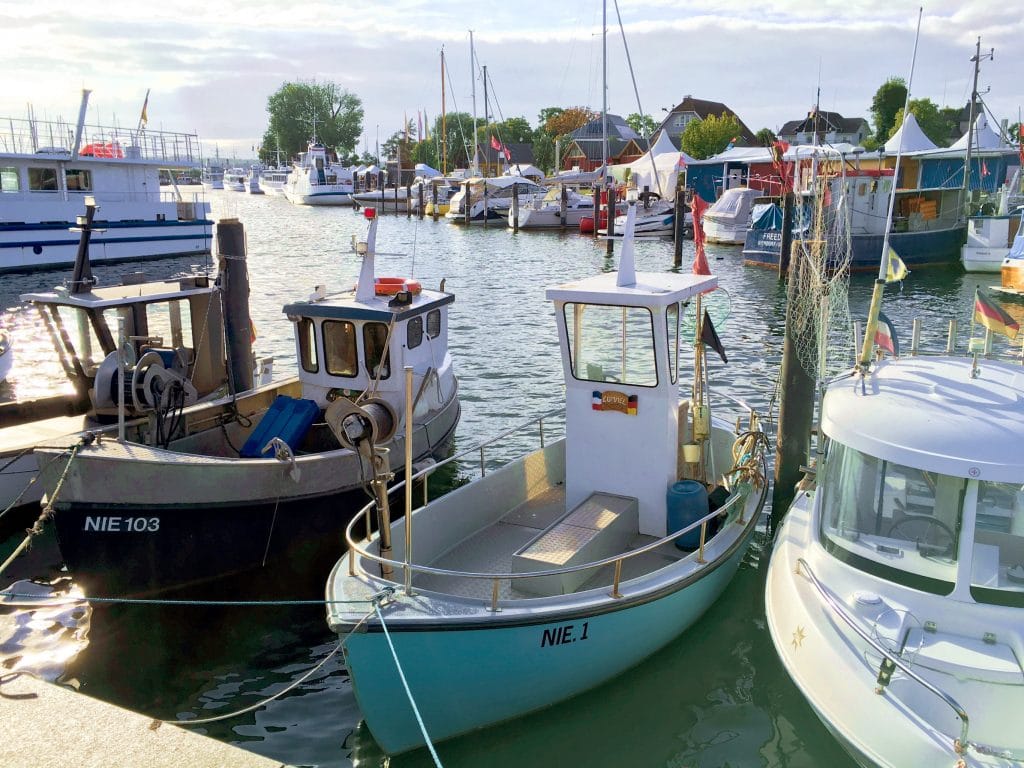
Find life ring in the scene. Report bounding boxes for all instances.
[374,277,422,296]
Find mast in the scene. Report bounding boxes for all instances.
[601,0,607,179]
[441,47,448,175]
[470,30,478,175]
[858,7,922,372]
[483,64,489,175]
[961,38,993,208]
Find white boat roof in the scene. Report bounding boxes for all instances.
[21,275,216,309]
[822,357,1024,482]
[283,285,453,323]
[546,271,717,307]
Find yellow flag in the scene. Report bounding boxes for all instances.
[886,246,909,283]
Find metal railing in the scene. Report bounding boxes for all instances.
[795,557,971,756]
[344,396,767,612]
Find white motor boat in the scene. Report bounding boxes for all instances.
[0,90,211,273]
[201,162,224,190]
[246,166,264,194]
[284,143,354,206]
[703,187,763,245]
[258,167,290,196]
[766,336,1024,766]
[602,196,688,238]
[223,168,247,191]
[326,205,769,754]
[445,176,545,225]
[351,186,413,213]
[511,185,595,229]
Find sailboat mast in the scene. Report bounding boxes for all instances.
[962,37,990,207]
[601,0,607,178]
[441,48,448,175]
[470,30,478,174]
[483,64,489,175]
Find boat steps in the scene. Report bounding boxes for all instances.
[512,492,638,596]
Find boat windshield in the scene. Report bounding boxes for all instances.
[819,440,964,594]
[971,479,1024,606]
[563,303,657,387]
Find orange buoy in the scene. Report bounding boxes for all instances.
[374,277,422,296]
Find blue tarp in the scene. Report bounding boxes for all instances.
[919,156,1018,193]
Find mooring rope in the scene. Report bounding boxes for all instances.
[0,591,375,608]
[373,601,444,767]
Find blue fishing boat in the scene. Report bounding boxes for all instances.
[325,205,769,754]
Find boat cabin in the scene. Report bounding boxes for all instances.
[547,256,717,538]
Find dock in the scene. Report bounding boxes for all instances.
[0,673,288,768]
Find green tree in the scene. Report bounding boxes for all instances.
[890,98,956,147]
[680,113,742,160]
[625,113,658,139]
[754,127,777,146]
[424,112,478,171]
[870,77,907,143]
[544,107,597,137]
[260,81,363,162]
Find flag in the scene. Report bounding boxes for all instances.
[770,139,792,193]
[874,311,898,355]
[503,146,512,161]
[885,246,909,283]
[490,135,502,152]
[981,160,990,177]
[974,289,1019,340]
[677,154,687,168]
[700,310,727,363]
[417,110,423,142]
[1018,124,1023,167]
[424,110,430,141]
[139,88,150,127]
[690,194,711,276]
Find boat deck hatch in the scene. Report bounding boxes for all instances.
[904,628,1024,685]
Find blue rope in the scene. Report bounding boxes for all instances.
[374,602,443,767]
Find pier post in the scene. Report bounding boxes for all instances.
[778,192,795,279]
[406,182,412,218]
[593,186,601,239]
[512,184,520,232]
[606,181,615,255]
[771,253,815,535]
[216,218,253,397]
[432,182,439,221]
[673,190,686,268]
[560,184,567,228]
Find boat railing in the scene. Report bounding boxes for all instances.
[851,316,1024,365]
[795,556,973,757]
[0,117,202,166]
[343,396,767,610]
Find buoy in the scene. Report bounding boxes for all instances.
[374,277,422,296]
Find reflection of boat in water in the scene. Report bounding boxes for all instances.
[327,205,768,754]
[0,90,211,273]
[34,208,460,598]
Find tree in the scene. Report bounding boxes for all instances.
[479,116,534,147]
[754,127,777,147]
[625,113,658,139]
[260,81,363,162]
[890,98,956,147]
[544,107,597,137]
[870,77,907,143]
[680,113,742,160]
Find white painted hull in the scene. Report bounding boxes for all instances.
[513,205,593,229]
[961,245,1009,272]
[703,219,748,245]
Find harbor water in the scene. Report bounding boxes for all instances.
[0,190,1000,767]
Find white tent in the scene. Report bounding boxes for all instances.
[951,113,1005,151]
[884,113,937,153]
[615,131,696,200]
[414,163,442,178]
[505,164,545,181]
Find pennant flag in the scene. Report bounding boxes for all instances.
[974,289,1019,340]
[424,110,430,141]
[700,309,727,363]
[885,246,909,283]
[874,311,898,355]
[690,194,711,276]
[139,88,150,127]
[1018,124,1023,167]
[981,159,990,177]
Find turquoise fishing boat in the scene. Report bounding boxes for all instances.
[325,205,770,754]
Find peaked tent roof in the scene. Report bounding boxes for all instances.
[950,113,1005,151]
[884,113,937,153]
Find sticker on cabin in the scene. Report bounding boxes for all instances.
[592,391,637,415]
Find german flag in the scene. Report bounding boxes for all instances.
[974,289,1019,340]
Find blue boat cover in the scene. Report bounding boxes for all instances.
[239,395,320,458]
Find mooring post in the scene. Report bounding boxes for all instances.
[605,181,616,255]
[406,182,412,218]
[593,186,601,239]
[771,252,815,535]
[432,182,439,221]
[673,192,685,268]
[417,183,424,219]
[778,192,795,279]
[560,184,567,228]
[512,183,519,232]
[216,218,253,397]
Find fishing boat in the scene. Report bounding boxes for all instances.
[0,201,268,535]
[0,331,11,383]
[445,176,545,225]
[223,168,247,192]
[703,187,763,245]
[284,143,354,206]
[326,204,769,754]
[0,90,211,273]
[960,169,1022,272]
[34,207,459,597]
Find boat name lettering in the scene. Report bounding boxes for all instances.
[84,516,160,533]
[541,621,589,647]
[592,390,638,415]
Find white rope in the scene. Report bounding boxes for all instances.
[373,602,443,767]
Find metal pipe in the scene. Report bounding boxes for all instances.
[117,317,126,442]
[404,366,414,595]
[611,560,622,598]
[946,319,958,353]
[911,317,921,355]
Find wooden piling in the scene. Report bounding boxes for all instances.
[432,182,439,221]
[605,181,615,255]
[560,184,567,228]
[512,183,520,232]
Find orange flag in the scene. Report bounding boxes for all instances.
[691,194,711,276]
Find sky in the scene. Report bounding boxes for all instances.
[1,1,1021,161]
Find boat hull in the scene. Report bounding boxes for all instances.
[285,190,354,206]
[343,524,756,755]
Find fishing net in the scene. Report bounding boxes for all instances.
[787,174,856,381]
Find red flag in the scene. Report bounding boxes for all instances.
[691,194,711,276]
[490,135,502,151]
[503,146,512,161]
[1019,125,1024,167]
[770,140,792,193]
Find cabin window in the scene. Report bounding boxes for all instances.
[407,316,423,349]
[666,304,679,385]
[296,317,319,373]
[0,167,18,192]
[65,169,93,192]
[819,440,963,594]
[969,479,1024,606]
[562,302,657,387]
[28,167,59,191]
[426,309,441,339]
[323,320,357,377]
[142,299,194,356]
[50,305,107,373]
[363,322,391,380]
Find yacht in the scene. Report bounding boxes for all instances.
[284,143,354,206]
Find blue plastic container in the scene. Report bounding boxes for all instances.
[667,480,709,551]
[240,395,320,458]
